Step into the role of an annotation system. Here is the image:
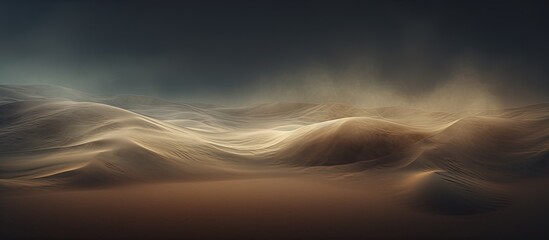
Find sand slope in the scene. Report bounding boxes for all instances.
[1,85,548,216]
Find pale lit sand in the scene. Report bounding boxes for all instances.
[1,85,548,239]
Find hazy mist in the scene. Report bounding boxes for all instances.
[1,1,547,108]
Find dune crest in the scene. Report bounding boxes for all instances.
[1,85,548,214]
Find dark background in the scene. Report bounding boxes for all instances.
[0,0,547,105]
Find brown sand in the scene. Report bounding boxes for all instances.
[1,85,549,239]
[2,177,549,239]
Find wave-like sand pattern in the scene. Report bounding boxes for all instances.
[1,85,548,215]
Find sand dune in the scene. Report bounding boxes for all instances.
[0,100,248,188]
[1,85,549,238]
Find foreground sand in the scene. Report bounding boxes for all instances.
[2,177,549,239]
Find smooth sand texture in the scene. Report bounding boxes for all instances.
[2,177,549,239]
[1,85,548,239]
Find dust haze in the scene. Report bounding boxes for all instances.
[1,1,548,239]
[1,1,547,107]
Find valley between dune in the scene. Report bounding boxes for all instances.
[1,85,548,239]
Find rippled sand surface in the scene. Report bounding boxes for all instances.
[1,85,548,239]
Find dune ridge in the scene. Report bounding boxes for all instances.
[1,85,548,214]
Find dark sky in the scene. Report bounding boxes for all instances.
[0,0,548,105]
